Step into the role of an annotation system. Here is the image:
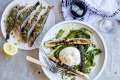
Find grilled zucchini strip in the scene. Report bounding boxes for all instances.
[47,54,89,79]
[45,38,92,48]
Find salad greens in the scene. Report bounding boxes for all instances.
[45,27,101,79]
[67,28,93,73]
[67,28,90,39]
[56,29,65,39]
[84,49,101,73]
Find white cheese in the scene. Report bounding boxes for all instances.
[59,47,81,66]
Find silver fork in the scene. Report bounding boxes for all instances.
[39,44,59,73]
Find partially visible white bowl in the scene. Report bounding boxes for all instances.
[1,0,55,50]
[39,20,107,80]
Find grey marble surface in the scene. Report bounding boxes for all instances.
[0,0,120,80]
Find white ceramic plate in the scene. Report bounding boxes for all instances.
[39,20,107,80]
[1,0,55,50]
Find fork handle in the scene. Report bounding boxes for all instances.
[26,56,47,67]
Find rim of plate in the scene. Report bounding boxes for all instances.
[1,0,55,50]
[40,21,107,80]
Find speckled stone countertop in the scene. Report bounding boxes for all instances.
[0,0,120,80]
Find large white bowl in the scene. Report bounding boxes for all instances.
[39,20,107,80]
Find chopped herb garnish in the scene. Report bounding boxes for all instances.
[14,43,17,45]
[11,32,13,35]
[66,28,90,39]
[92,44,96,48]
[56,29,65,39]
[71,76,76,80]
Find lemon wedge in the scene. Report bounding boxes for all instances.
[3,43,18,56]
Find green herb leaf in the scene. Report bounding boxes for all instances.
[86,49,101,55]
[14,43,17,45]
[85,68,91,73]
[56,29,65,39]
[92,44,96,48]
[71,76,76,80]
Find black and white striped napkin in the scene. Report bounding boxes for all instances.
[61,0,120,24]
